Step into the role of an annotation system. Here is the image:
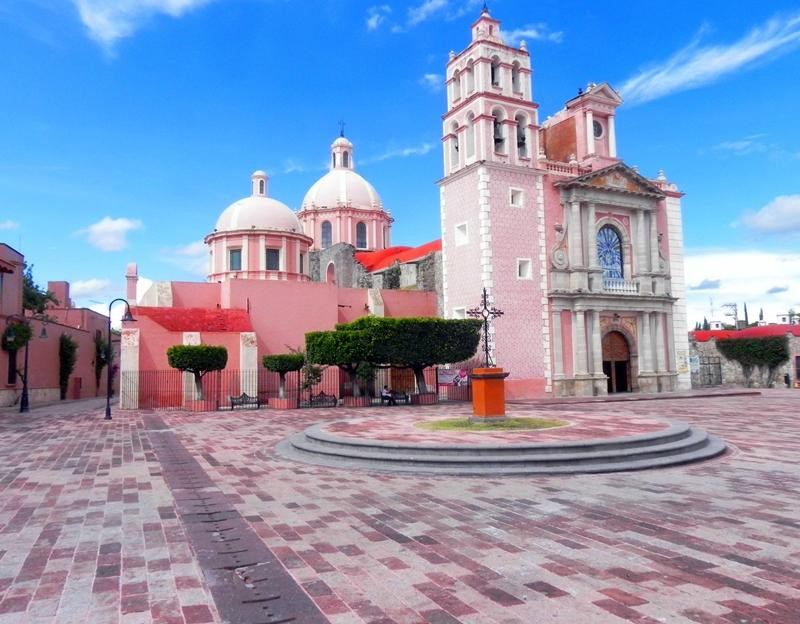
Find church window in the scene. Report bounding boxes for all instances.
[454,222,468,246]
[299,253,305,274]
[511,61,521,92]
[342,151,350,168]
[331,153,336,168]
[228,248,242,271]
[450,121,459,169]
[452,70,461,101]
[597,225,623,279]
[492,109,505,152]
[258,179,265,195]
[490,56,501,87]
[266,248,280,271]
[321,221,332,249]
[356,222,367,249]
[465,61,475,93]
[593,119,604,138]
[515,113,527,157]
[509,188,523,207]
[517,258,532,279]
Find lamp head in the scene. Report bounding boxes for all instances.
[121,307,136,323]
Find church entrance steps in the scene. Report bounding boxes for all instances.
[275,417,726,476]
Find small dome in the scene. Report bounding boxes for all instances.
[215,172,302,233]
[331,136,353,149]
[302,134,384,212]
[302,168,383,212]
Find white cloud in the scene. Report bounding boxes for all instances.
[81,216,143,251]
[71,278,112,298]
[407,0,448,26]
[162,240,208,277]
[739,195,800,233]
[419,73,443,92]
[685,249,800,325]
[366,5,391,31]
[363,142,435,164]
[502,23,563,46]
[0,219,19,230]
[72,0,214,50]
[711,134,769,156]
[620,13,800,105]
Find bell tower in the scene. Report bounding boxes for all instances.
[438,7,552,396]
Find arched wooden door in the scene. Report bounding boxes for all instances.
[602,331,631,393]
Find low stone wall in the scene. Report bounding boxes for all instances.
[690,333,799,388]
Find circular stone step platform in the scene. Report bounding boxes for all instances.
[275,417,726,475]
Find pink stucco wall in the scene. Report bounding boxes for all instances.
[171,282,220,309]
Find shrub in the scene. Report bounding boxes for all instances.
[167,345,228,399]
[717,335,789,387]
[263,353,305,398]
[58,334,78,400]
[1,323,32,352]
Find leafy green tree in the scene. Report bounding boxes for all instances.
[702,317,710,331]
[58,334,78,400]
[340,317,482,394]
[306,328,373,397]
[263,353,305,399]
[167,345,228,400]
[759,308,764,322]
[22,264,57,314]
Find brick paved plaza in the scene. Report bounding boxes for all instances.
[0,391,799,623]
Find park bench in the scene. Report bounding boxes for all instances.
[381,391,410,406]
[308,391,338,408]
[229,392,260,410]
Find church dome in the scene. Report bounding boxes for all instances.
[301,135,384,212]
[215,171,302,233]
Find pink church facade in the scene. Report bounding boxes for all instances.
[118,6,690,405]
[439,9,689,397]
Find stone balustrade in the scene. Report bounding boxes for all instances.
[603,277,639,294]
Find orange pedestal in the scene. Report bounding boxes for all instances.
[470,368,510,422]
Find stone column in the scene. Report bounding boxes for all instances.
[240,332,258,397]
[258,235,266,272]
[587,202,597,268]
[639,312,653,373]
[551,311,564,378]
[585,110,595,155]
[608,115,617,158]
[590,310,604,376]
[572,310,588,375]
[649,211,660,273]
[119,328,139,409]
[241,235,249,275]
[569,201,583,267]
[654,312,666,373]
[636,210,647,276]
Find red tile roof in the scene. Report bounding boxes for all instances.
[132,307,253,332]
[355,240,442,272]
[691,325,800,342]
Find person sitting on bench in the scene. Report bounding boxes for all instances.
[381,385,397,406]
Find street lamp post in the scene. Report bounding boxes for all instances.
[4,314,46,414]
[105,298,136,421]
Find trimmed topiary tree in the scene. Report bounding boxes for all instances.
[309,317,482,395]
[306,328,374,397]
[59,334,78,400]
[357,317,482,393]
[167,345,228,400]
[263,353,305,399]
[717,335,789,387]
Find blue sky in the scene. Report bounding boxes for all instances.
[1,0,799,325]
